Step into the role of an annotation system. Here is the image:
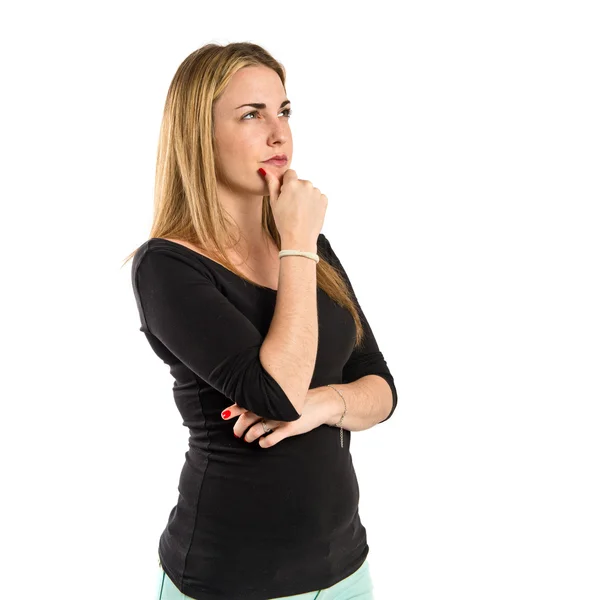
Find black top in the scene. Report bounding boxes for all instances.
[130,233,397,600]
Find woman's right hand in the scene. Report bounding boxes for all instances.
[259,167,328,247]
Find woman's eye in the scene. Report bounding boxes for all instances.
[242,108,293,120]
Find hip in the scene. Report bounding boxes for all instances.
[156,556,374,600]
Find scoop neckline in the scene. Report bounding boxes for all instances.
[148,237,279,293]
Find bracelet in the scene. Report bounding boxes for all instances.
[278,249,320,263]
[326,384,347,448]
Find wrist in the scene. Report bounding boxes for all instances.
[323,384,346,426]
[280,238,317,253]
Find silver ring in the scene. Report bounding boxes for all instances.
[261,419,272,433]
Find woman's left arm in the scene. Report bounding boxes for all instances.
[221,377,393,448]
[320,234,398,425]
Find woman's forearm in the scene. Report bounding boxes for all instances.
[260,237,319,417]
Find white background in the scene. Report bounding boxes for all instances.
[1,1,599,598]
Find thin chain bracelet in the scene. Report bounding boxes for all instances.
[326,384,347,448]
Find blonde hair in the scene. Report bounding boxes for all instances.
[122,41,365,348]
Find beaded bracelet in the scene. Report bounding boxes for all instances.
[326,384,347,448]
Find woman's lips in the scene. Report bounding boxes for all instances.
[261,158,288,167]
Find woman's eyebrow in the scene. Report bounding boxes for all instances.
[235,99,291,110]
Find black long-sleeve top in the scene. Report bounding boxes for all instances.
[130,233,397,599]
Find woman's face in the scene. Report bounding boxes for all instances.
[213,65,293,195]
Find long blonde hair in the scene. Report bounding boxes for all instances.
[122,41,364,349]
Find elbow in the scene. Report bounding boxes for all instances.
[375,374,398,424]
[270,384,306,420]
[233,377,303,422]
[206,345,306,421]
[256,380,305,421]
[231,347,306,421]
[258,346,309,419]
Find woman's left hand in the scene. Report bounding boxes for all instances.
[221,387,332,448]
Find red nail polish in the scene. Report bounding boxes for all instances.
[258,167,266,177]
[222,410,231,419]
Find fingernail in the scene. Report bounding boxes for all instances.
[258,168,266,177]
[222,410,231,419]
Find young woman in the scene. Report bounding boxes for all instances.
[125,41,397,600]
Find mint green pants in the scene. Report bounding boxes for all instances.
[156,558,374,599]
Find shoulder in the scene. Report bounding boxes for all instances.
[131,239,215,286]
